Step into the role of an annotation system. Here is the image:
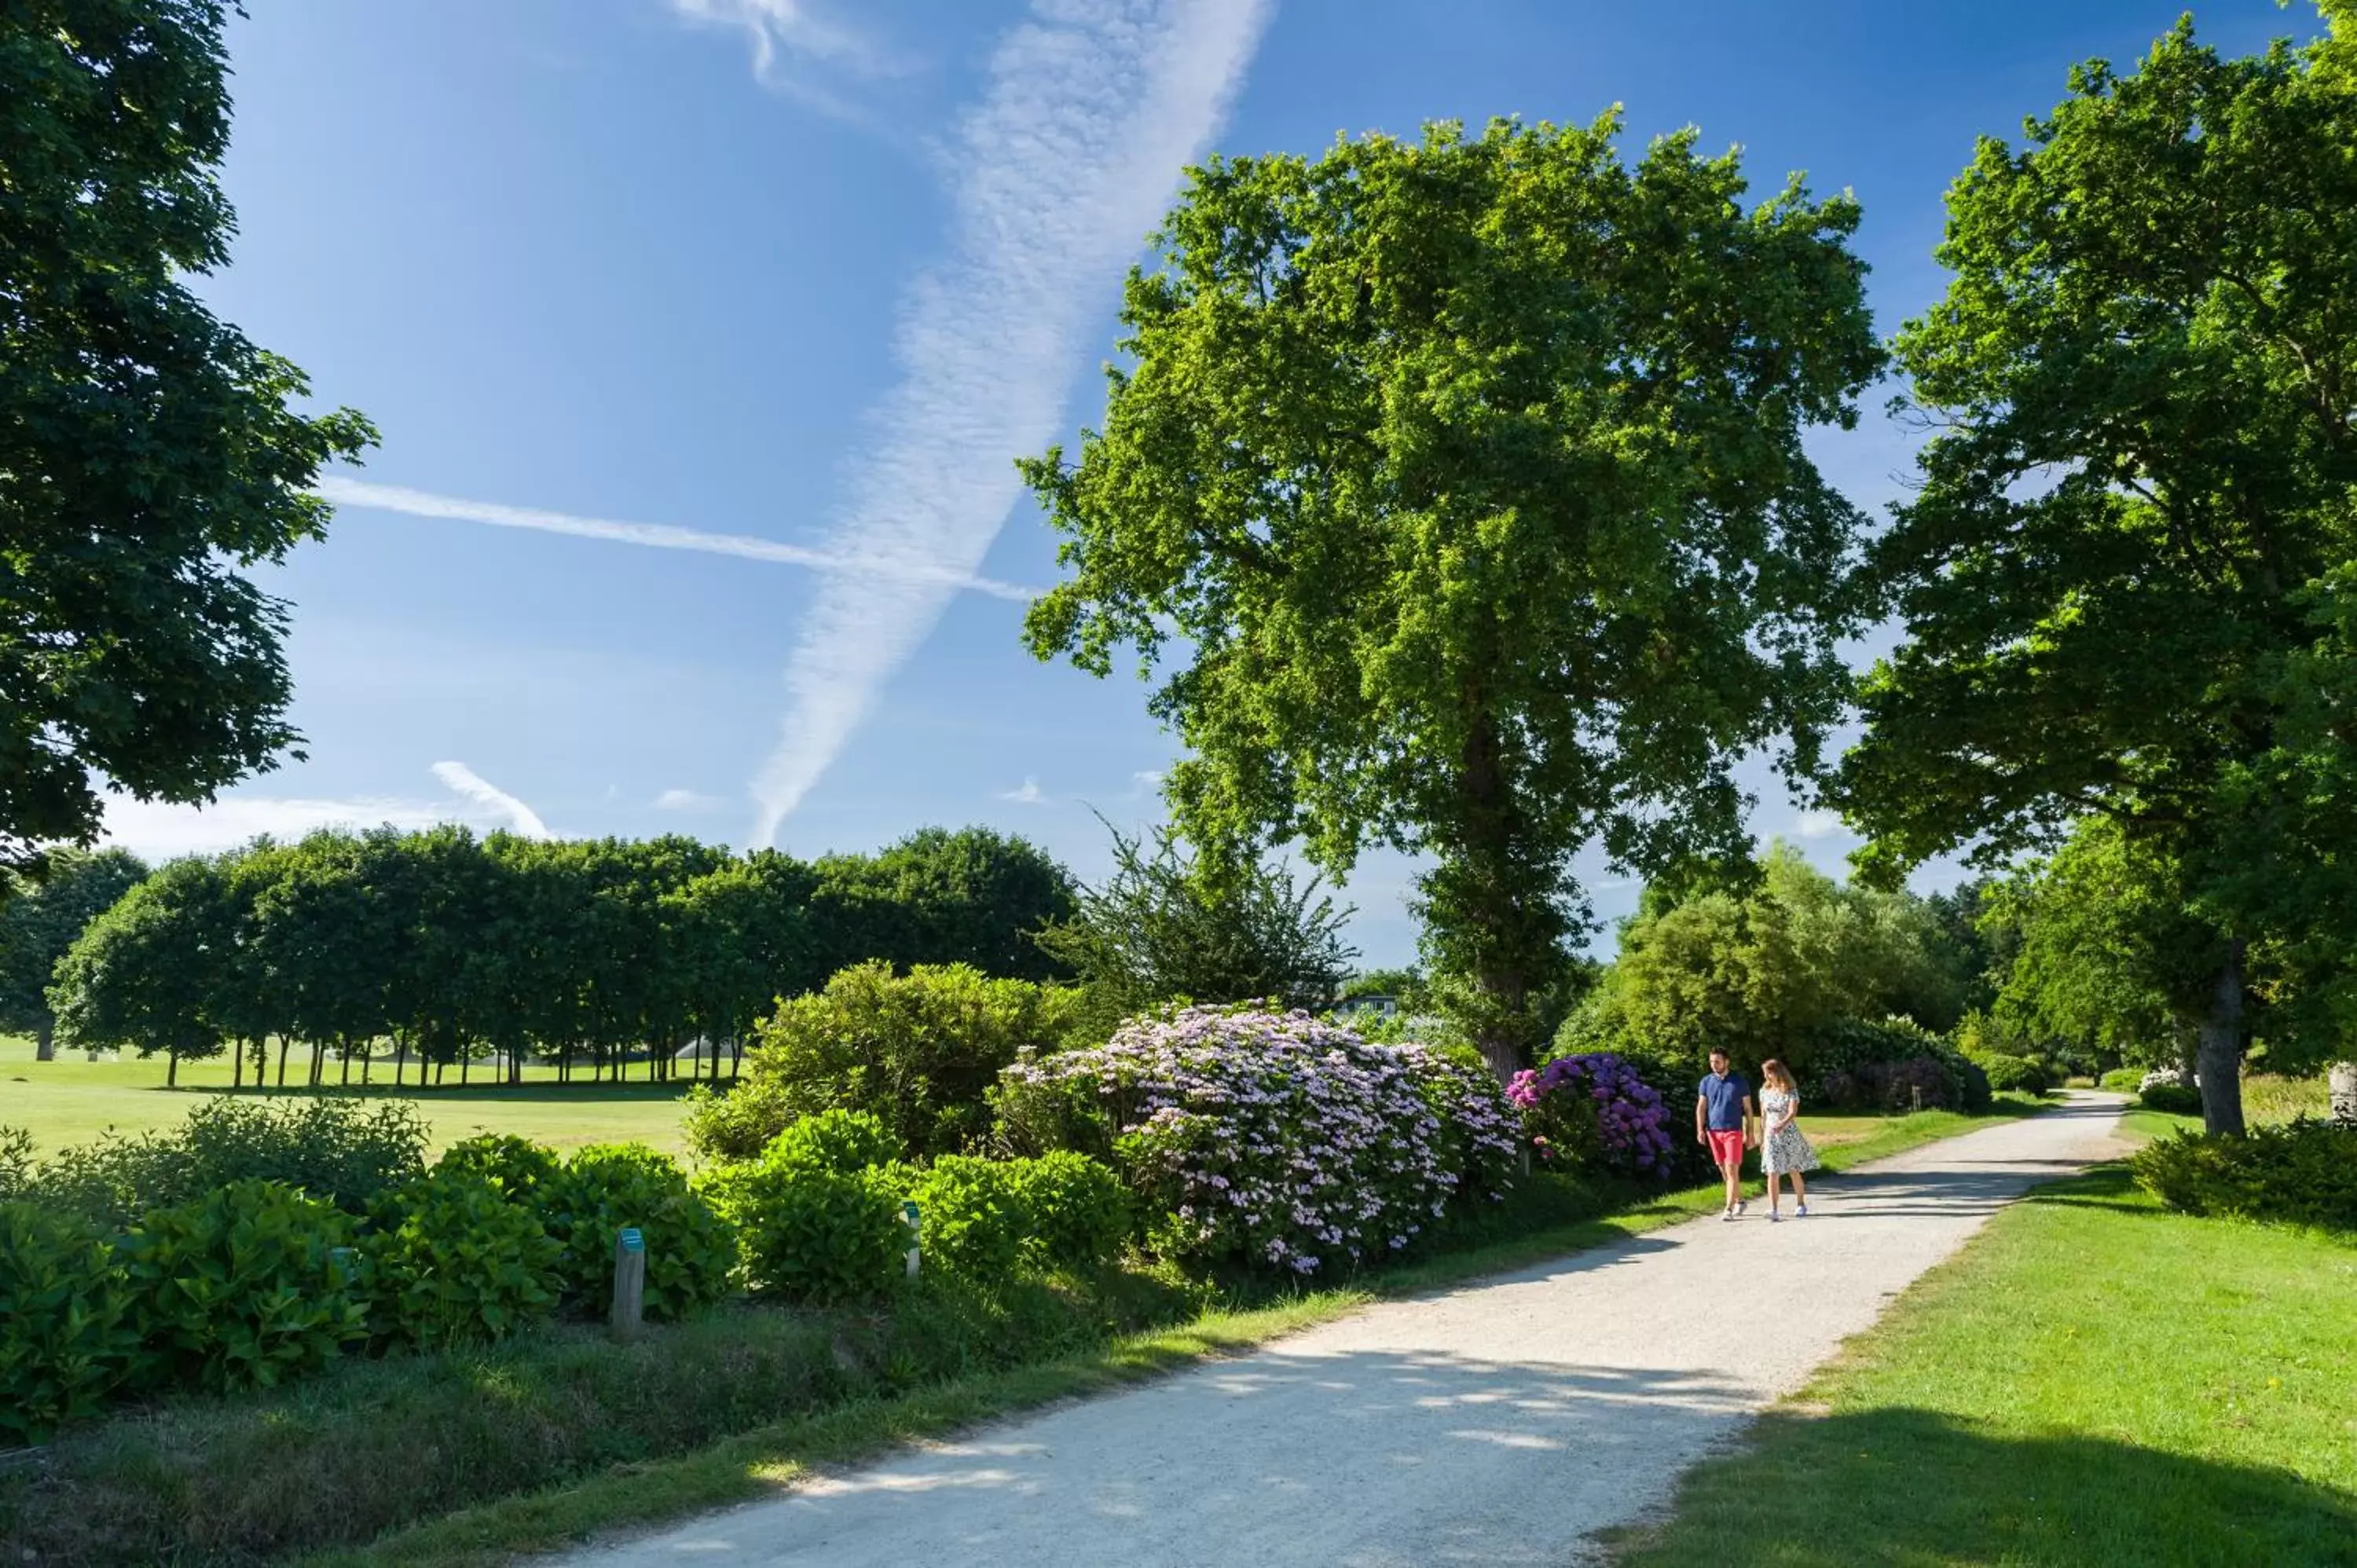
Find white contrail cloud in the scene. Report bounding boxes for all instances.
[431,761,552,840]
[747,0,1274,848]
[316,476,1036,602]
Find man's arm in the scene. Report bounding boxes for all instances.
[1695,1094,1708,1145]
[1743,1095,1758,1145]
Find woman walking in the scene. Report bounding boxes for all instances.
[1758,1058,1819,1221]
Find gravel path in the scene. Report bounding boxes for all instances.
[570,1094,2127,1567]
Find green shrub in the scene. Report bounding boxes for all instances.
[1008,1150,1130,1269]
[544,1144,735,1321]
[680,1077,797,1164]
[700,1146,905,1302]
[2132,1119,2357,1232]
[432,1134,561,1199]
[0,1201,137,1443]
[1970,1052,2053,1096]
[2099,1067,2145,1093]
[735,961,1080,1160]
[908,1156,1032,1280]
[764,1108,908,1176]
[361,1172,562,1349]
[38,1097,428,1227]
[0,1124,35,1204]
[2141,1081,2205,1116]
[119,1179,366,1394]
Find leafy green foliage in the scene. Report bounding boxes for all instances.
[1035,817,1357,1035]
[0,848,148,1056]
[808,826,1077,984]
[1020,116,1882,1073]
[739,963,1079,1159]
[433,1134,561,1200]
[2133,1121,2357,1232]
[0,0,379,873]
[2142,1082,2206,1117]
[1835,9,2357,1134]
[0,1201,137,1443]
[1593,846,1970,1078]
[361,1172,562,1349]
[907,1156,1032,1281]
[35,1095,427,1228]
[699,1146,904,1303]
[1968,1053,2053,1097]
[1005,1151,1130,1271]
[2100,1068,2146,1094]
[680,1077,797,1164]
[760,1108,909,1177]
[544,1144,735,1321]
[119,1179,365,1394]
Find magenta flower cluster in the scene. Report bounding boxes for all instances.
[999,1007,1520,1277]
[1507,1052,1676,1178]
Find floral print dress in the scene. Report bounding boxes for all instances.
[1760,1088,1819,1174]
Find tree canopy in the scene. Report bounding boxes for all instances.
[1834,7,2357,1130]
[0,846,148,1057]
[0,0,378,874]
[1021,115,1882,1076]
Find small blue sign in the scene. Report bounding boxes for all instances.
[618,1227,645,1251]
[901,1201,920,1224]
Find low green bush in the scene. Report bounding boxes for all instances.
[432,1134,561,1199]
[764,1108,908,1176]
[908,1156,1032,1280]
[2099,1068,2145,1093]
[700,1145,905,1303]
[733,961,1081,1160]
[680,1077,797,1164]
[0,1124,35,1204]
[120,1179,367,1394]
[0,1201,137,1444]
[2132,1119,2357,1232]
[361,1172,562,1349]
[2141,1081,2205,1116]
[35,1097,428,1228]
[1970,1052,2053,1096]
[544,1144,735,1321]
[1008,1150,1130,1269]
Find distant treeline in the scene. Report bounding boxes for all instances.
[40,826,1075,1087]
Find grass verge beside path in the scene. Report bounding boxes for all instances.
[0,1096,2045,1567]
[1606,1165,2357,1567]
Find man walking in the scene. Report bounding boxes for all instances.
[1695,1047,1757,1221]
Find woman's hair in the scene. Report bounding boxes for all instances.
[1761,1058,1796,1093]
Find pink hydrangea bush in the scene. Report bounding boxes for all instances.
[1507,1052,1677,1179]
[995,1007,1520,1277]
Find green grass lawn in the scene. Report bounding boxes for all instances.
[1608,1164,2357,1566]
[0,1034,704,1156]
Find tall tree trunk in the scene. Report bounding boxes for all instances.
[2329,1061,2357,1124]
[34,1020,54,1062]
[2198,939,2247,1136]
[277,1038,290,1090]
[167,1050,179,1087]
[1447,705,1544,1083]
[233,1035,244,1090]
[340,1038,352,1086]
[362,1045,372,1086]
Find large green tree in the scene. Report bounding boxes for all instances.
[1020,117,1883,1075]
[0,0,377,874]
[1835,7,2357,1133]
[0,845,147,1057]
[49,855,231,1083]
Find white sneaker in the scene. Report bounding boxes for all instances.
[1795,1203,1809,1218]
[1769,1210,1783,1222]
[1720,1207,1736,1222]
[1735,1200,1748,1215]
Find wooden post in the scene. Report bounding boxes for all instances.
[610,1228,647,1340]
[902,1202,922,1279]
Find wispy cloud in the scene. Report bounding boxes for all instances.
[998,778,1048,805]
[101,794,460,860]
[654,787,726,811]
[431,761,552,839]
[667,0,915,119]
[748,0,1274,848]
[315,477,1036,603]
[1795,809,1849,841]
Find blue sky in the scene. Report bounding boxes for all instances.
[107,0,2322,966]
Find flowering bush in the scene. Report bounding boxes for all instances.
[2139,1067,2204,1116]
[1508,1053,1677,1179]
[994,1006,1519,1277]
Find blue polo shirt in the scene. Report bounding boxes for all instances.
[1697,1071,1750,1131]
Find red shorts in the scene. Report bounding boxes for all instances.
[1706,1130,1747,1167]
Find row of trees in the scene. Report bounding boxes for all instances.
[40,826,1073,1086]
[1021,5,2357,1128]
